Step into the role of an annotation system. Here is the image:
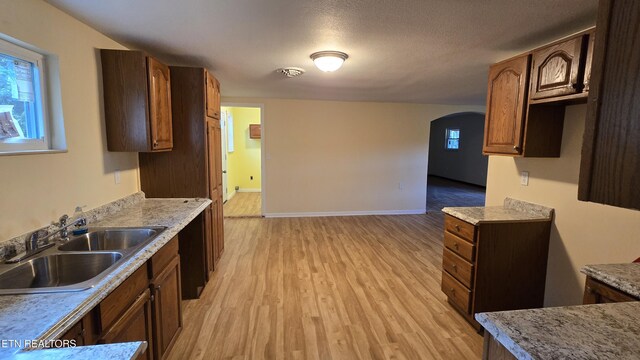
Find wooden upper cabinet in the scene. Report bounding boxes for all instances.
[579,0,640,210]
[206,72,221,119]
[483,55,530,155]
[583,31,596,92]
[530,35,586,100]
[148,57,173,151]
[101,49,173,152]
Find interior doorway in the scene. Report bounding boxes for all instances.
[220,104,264,218]
[426,112,488,212]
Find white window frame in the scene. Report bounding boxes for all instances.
[0,37,50,153]
[445,128,460,150]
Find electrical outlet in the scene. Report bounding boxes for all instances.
[114,170,121,184]
[250,176,253,180]
[520,171,529,186]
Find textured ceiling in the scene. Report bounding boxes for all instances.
[47,0,598,105]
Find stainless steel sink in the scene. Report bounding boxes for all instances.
[58,227,164,252]
[0,253,122,294]
[0,226,166,295]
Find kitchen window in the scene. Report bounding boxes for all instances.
[0,37,52,153]
[445,128,460,150]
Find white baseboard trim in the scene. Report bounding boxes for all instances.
[263,209,426,218]
[226,190,237,201]
[237,188,261,193]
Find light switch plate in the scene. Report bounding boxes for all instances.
[520,171,529,186]
[114,170,121,184]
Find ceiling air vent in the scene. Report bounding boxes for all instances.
[277,67,305,78]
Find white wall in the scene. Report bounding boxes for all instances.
[223,96,484,216]
[0,0,139,240]
[486,105,640,306]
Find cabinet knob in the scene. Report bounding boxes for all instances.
[513,145,520,151]
[452,264,458,271]
[153,141,158,148]
[450,288,455,295]
[455,225,460,231]
[454,243,459,249]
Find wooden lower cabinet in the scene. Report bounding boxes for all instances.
[100,289,154,360]
[151,255,182,359]
[483,333,517,360]
[441,214,552,330]
[583,276,638,304]
[58,236,183,360]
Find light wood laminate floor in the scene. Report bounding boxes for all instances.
[167,200,483,359]
[224,192,262,218]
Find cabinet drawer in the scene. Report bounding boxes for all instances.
[444,215,476,242]
[441,271,471,313]
[99,265,148,332]
[444,231,475,262]
[442,249,474,288]
[148,236,179,279]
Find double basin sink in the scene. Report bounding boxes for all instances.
[0,227,165,295]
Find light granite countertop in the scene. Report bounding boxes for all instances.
[581,263,640,299]
[8,342,146,360]
[476,302,640,360]
[442,197,553,225]
[0,193,210,358]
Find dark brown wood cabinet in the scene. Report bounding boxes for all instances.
[149,237,182,360]
[101,289,154,360]
[579,0,640,211]
[139,67,224,298]
[530,35,587,100]
[441,214,552,331]
[583,276,639,304]
[101,50,173,152]
[59,237,182,359]
[483,55,530,156]
[483,29,595,157]
[206,72,221,120]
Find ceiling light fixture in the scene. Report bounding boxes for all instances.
[310,51,349,72]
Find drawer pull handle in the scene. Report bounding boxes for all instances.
[455,225,460,231]
[452,264,457,271]
[450,288,455,296]
[454,243,459,249]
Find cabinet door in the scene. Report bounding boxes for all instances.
[206,119,220,198]
[579,0,640,210]
[483,55,530,155]
[206,72,221,120]
[204,205,215,278]
[213,194,224,260]
[148,57,173,151]
[530,36,585,99]
[100,289,153,360]
[151,256,183,360]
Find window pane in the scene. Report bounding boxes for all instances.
[0,53,43,141]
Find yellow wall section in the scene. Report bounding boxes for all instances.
[0,0,138,240]
[223,106,261,194]
[486,105,640,306]
[222,97,485,215]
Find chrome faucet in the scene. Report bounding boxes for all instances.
[5,214,87,264]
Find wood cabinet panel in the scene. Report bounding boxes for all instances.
[579,0,640,210]
[148,236,179,279]
[100,289,154,360]
[443,231,475,262]
[444,215,476,243]
[530,36,586,99]
[151,256,182,359]
[483,55,530,155]
[148,57,173,151]
[206,72,221,119]
[99,266,148,332]
[441,271,471,313]
[442,249,474,288]
[583,276,638,304]
[101,50,172,152]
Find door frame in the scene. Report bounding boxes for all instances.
[220,102,265,216]
[220,109,229,202]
